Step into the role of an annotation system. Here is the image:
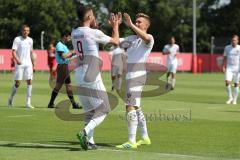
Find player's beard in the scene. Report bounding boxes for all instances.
[90,19,99,29]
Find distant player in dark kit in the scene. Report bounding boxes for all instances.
[47,30,80,109]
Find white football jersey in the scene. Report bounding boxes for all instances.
[12,36,33,66]
[110,47,125,56]
[122,34,154,79]
[71,27,111,85]
[223,44,240,71]
[163,44,179,64]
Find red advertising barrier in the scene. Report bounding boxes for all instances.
[99,51,193,71]
[196,54,223,72]
[0,49,223,72]
[145,52,193,71]
[0,49,12,70]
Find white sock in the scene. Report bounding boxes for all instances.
[226,85,233,99]
[233,87,239,102]
[27,97,31,106]
[10,85,18,99]
[27,85,32,105]
[88,129,95,144]
[84,114,106,135]
[167,77,171,84]
[172,79,176,88]
[127,110,138,144]
[136,109,149,139]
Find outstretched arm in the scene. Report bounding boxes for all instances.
[108,13,120,45]
[123,13,151,44]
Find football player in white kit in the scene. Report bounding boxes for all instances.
[116,13,154,149]
[222,35,240,105]
[71,5,120,150]
[163,36,179,90]
[8,24,35,108]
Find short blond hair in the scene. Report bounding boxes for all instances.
[136,13,151,25]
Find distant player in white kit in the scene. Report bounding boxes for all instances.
[71,5,120,150]
[163,36,179,90]
[8,24,35,108]
[109,47,126,91]
[116,13,154,149]
[222,35,240,105]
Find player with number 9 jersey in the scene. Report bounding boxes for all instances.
[71,5,120,151]
[71,28,111,85]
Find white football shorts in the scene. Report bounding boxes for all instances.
[225,68,239,83]
[125,74,146,107]
[167,61,178,74]
[14,65,33,80]
[77,80,110,114]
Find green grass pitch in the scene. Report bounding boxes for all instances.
[0,72,240,160]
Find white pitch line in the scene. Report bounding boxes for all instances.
[6,115,34,118]
[99,148,235,160]
[0,141,238,160]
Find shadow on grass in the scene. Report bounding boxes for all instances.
[0,105,26,108]
[0,141,117,152]
[0,142,82,151]
[49,141,117,148]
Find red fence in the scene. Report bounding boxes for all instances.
[0,49,223,72]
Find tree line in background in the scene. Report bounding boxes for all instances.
[0,0,239,53]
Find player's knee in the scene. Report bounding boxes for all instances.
[172,73,176,78]
[126,105,136,112]
[225,81,230,86]
[234,83,239,87]
[53,86,60,92]
[27,80,32,85]
[66,84,72,91]
[15,81,20,88]
[15,84,20,88]
[54,83,63,91]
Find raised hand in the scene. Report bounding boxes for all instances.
[123,13,133,27]
[108,13,118,27]
[117,12,122,25]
